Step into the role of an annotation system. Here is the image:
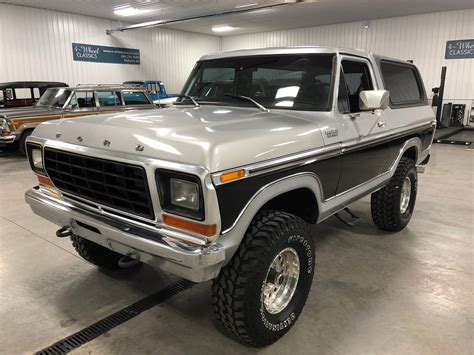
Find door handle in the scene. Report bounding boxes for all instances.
[377,121,386,128]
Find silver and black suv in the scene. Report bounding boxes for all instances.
[24,47,435,346]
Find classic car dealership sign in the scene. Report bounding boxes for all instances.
[72,43,140,64]
[445,39,474,59]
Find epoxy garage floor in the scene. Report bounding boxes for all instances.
[0,144,472,354]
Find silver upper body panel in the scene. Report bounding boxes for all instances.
[32,105,328,173]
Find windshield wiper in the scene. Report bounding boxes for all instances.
[224,94,269,112]
[175,95,200,107]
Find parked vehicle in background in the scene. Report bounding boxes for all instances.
[25,47,435,346]
[0,85,155,154]
[123,80,178,107]
[0,81,68,109]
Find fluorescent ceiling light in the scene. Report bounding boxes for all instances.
[235,2,258,8]
[114,6,150,17]
[212,25,236,32]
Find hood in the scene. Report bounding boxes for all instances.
[0,105,61,119]
[32,105,327,173]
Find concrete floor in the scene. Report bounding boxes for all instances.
[0,144,472,354]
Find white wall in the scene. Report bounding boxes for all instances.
[1,4,472,115]
[222,9,474,114]
[0,3,221,93]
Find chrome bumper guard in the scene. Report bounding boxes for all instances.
[25,187,225,282]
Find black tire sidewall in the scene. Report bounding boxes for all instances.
[244,225,315,342]
[19,130,32,155]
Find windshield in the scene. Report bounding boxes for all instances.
[178,54,335,111]
[37,88,71,108]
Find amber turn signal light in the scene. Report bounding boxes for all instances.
[162,214,217,237]
[219,169,245,183]
[37,175,55,189]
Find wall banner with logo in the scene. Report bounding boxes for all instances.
[72,43,140,65]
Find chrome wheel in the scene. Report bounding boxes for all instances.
[400,177,412,214]
[262,247,300,315]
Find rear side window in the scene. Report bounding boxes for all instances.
[123,92,150,105]
[15,88,32,99]
[380,61,423,106]
[97,91,121,107]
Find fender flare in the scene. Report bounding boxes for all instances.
[217,172,322,261]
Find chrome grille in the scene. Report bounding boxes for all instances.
[44,148,154,220]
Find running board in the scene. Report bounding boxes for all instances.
[335,208,360,227]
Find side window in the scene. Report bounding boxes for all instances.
[381,61,423,106]
[97,91,121,107]
[337,70,350,114]
[33,88,41,99]
[74,91,95,108]
[69,94,78,109]
[123,91,150,105]
[5,88,13,100]
[341,60,373,113]
[15,88,32,99]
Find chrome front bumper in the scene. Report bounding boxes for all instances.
[0,134,16,143]
[25,187,225,282]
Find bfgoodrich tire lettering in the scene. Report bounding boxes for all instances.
[371,157,418,231]
[212,210,315,347]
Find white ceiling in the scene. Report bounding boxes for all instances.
[1,0,473,36]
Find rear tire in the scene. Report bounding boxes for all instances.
[212,210,315,347]
[71,235,124,269]
[371,157,417,231]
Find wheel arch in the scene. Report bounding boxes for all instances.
[399,136,422,164]
[217,172,322,262]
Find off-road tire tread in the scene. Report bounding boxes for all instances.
[71,235,122,269]
[371,157,416,231]
[212,209,309,347]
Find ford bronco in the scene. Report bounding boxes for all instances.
[25,47,435,347]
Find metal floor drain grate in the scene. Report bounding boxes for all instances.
[36,279,195,355]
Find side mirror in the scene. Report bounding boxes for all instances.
[359,90,390,111]
[65,104,73,111]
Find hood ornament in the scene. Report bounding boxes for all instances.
[76,136,83,142]
[103,140,111,147]
[135,144,144,152]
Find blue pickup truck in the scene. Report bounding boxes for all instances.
[123,80,178,107]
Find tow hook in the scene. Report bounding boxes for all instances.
[118,253,141,268]
[56,226,73,238]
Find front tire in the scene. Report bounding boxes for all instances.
[371,157,418,231]
[71,235,124,269]
[212,210,315,347]
[19,129,33,156]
